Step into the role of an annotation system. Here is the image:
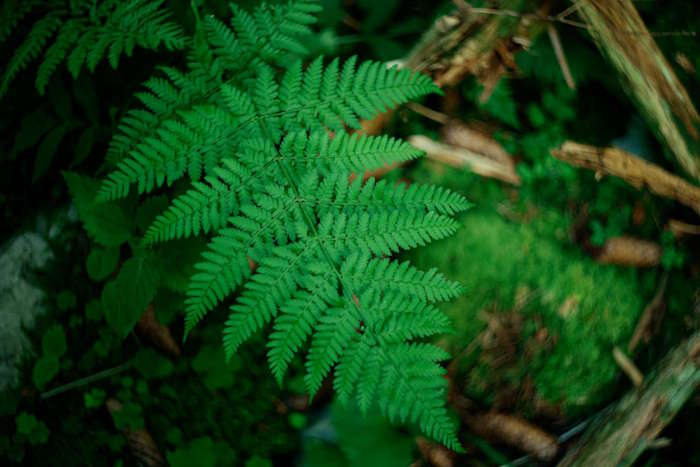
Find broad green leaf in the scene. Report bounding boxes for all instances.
[86,246,120,282]
[41,324,67,357]
[33,355,60,389]
[33,124,70,182]
[102,254,160,337]
[63,171,132,246]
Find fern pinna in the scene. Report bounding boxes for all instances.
[0,0,185,97]
[97,0,469,450]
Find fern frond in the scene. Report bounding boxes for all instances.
[184,232,251,335]
[36,18,83,94]
[375,343,461,451]
[0,0,42,44]
[341,253,463,302]
[304,305,359,397]
[306,174,472,218]
[267,276,336,384]
[316,210,459,256]
[334,332,373,403]
[143,158,262,244]
[183,187,302,335]
[281,130,424,174]
[222,244,315,357]
[1,0,185,98]
[99,57,438,201]
[96,0,469,449]
[1,11,64,97]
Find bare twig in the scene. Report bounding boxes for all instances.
[416,436,455,467]
[552,142,700,215]
[441,121,514,166]
[464,412,559,462]
[135,304,181,358]
[406,102,450,125]
[596,236,662,268]
[409,135,521,185]
[463,4,696,37]
[612,346,644,387]
[547,23,576,89]
[667,219,700,237]
[628,273,669,352]
[106,398,165,467]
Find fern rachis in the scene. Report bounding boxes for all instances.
[94,0,470,450]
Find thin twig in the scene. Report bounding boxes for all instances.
[628,273,669,352]
[406,102,450,125]
[465,5,696,36]
[547,24,576,89]
[551,142,700,215]
[40,359,135,400]
[613,347,644,387]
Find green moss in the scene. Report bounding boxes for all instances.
[408,208,645,416]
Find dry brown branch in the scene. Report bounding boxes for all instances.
[596,236,662,268]
[552,142,700,215]
[358,1,550,136]
[574,0,700,180]
[105,398,165,467]
[667,219,700,237]
[406,102,450,125]
[612,346,643,387]
[628,273,668,352]
[441,121,515,167]
[558,330,700,467]
[409,135,521,185]
[464,412,559,462]
[135,304,181,358]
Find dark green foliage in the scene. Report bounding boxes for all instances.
[0,0,185,97]
[304,401,415,467]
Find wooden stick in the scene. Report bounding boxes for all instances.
[409,135,521,185]
[441,121,515,167]
[558,330,700,467]
[552,142,700,215]
[464,412,559,462]
[612,347,643,387]
[628,273,668,352]
[547,23,576,89]
[106,398,165,467]
[596,236,662,268]
[668,219,700,237]
[135,304,181,358]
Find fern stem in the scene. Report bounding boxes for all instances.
[39,359,135,400]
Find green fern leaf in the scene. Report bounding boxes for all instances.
[94,0,469,449]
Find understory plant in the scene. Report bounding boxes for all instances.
[3,0,472,450]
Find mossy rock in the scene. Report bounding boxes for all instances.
[408,208,646,418]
